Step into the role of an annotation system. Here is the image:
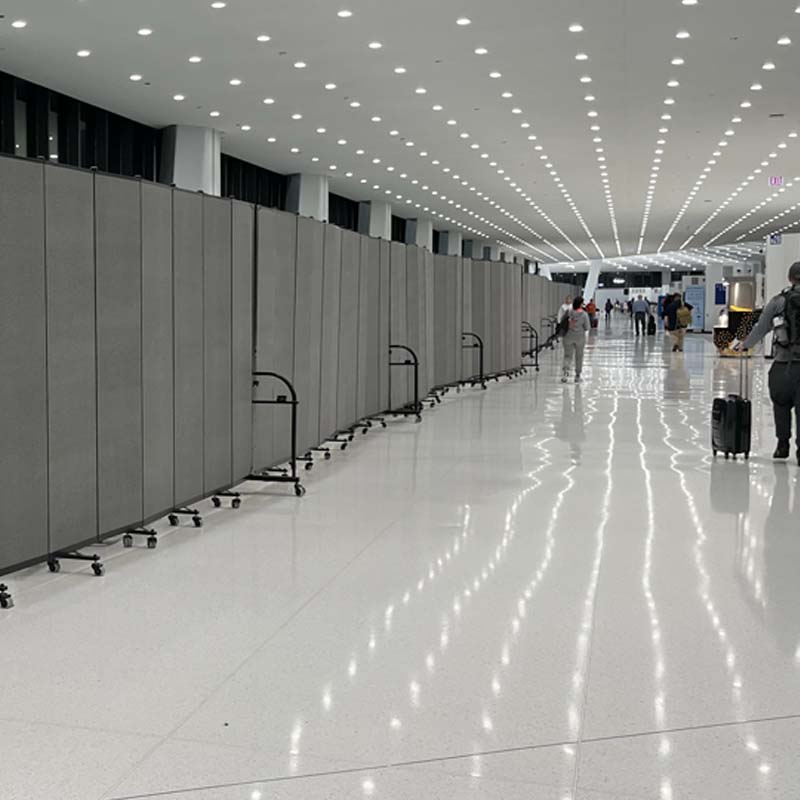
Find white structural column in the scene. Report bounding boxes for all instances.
[441,230,463,257]
[704,263,726,331]
[359,200,392,240]
[583,260,602,300]
[661,269,672,291]
[406,218,433,250]
[486,243,501,262]
[287,174,329,221]
[539,263,553,280]
[160,125,222,195]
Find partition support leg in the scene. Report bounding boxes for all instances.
[0,584,13,609]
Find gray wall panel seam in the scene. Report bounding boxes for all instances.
[41,165,51,552]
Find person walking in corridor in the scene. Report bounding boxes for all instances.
[736,261,800,462]
[561,296,590,384]
[632,295,649,336]
[605,298,613,324]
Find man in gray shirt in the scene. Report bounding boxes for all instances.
[738,261,800,461]
[632,295,649,336]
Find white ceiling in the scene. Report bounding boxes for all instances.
[2,0,800,265]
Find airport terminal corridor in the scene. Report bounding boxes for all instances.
[3,324,799,800]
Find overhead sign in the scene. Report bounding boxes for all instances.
[769,233,783,245]
[769,176,784,187]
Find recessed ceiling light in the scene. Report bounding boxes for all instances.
[241,125,251,131]
[11,20,27,28]
[475,47,488,55]
[263,97,275,104]
[489,71,502,78]
[447,119,457,125]
[750,83,762,91]
[173,94,185,101]
[350,100,361,107]
[415,87,427,94]
[324,83,337,91]
[267,137,276,143]
[229,78,242,86]
[368,42,382,50]
[312,157,320,162]
[389,129,399,135]
[741,100,752,108]
[501,91,513,98]
[575,52,589,61]
[257,34,271,42]
[682,0,698,5]
[337,139,347,145]
[77,49,91,57]
[456,17,472,26]
[584,95,595,101]
[211,1,227,8]
[138,27,153,36]
[130,74,143,81]
[291,113,303,120]
[667,79,679,87]
[762,61,776,70]
[511,107,522,114]
[676,30,690,39]
[394,66,407,74]
[664,98,675,105]
[189,56,203,63]
[209,110,220,117]
[580,76,592,83]
[294,61,307,69]
[432,104,443,111]
[569,23,584,32]
[316,127,326,134]
[337,9,353,18]
[291,147,300,153]
[778,36,792,45]
[371,115,382,122]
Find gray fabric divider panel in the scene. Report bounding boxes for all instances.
[455,257,464,383]
[432,254,447,386]
[357,237,380,419]
[231,201,254,481]
[424,250,435,391]
[0,158,47,570]
[511,265,522,369]
[389,240,409,410]
[253,207,297,469]
[461,258,473,380]
[44,166,98,552]
[490,264,503,374]
[141,182,175,521]
[405,246,427,400]
[443,256,457,384]
[293,216,325,455]
[319,225,342,440]
[96,174,143,533]
[378,240,391,412]
[470,259,489,378]
[173,191,205,501]
[337,230,360,430]
[504,264,513,371]
[203,196,233,493]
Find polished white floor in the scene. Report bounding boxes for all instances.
[3,322,800,800]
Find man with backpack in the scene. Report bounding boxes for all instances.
[736,261,800,462]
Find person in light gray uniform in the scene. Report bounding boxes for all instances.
[562,296,590,384]
[737,261,800,462]
[632,295,649,336]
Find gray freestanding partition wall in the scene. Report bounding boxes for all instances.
[379,240,392,413]
[405,245,430,401]
[293,216,325,456]
[253,207,297,470]
[203,196,234,495]
[461,258,473,381]
[45,166,98,552]
[232,201,255,481]
[173,190,205,503]
[0,158,48,570]
[389,241,410,410]
[141,182,175,522]
[96,175,144,534]
[471,259,492,378]
[337,230,360,430]
[357,237,382,419]
[319,225,343,441]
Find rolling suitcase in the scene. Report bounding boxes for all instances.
[647,315,657,336]
[711,357,751,460]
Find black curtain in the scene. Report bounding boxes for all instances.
[329,192,359,231]
[391,215,407,243]
[432,229,441,254]
[221,153,287,209]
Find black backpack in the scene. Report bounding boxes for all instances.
[781,288,800,348]
[557,315,570,336]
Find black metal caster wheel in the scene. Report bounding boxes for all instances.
[348,434,354,441]
[0,596,13,610]
[725,452,730,460]
[147,536,158,549]
[325,451,332,460]
[745,452,750,460]
[294,484,307,497]
[362,428,369,435]
[340,443,348,451]
[232,497,241,509]
[536,367,540,372]
[193,516,203,528]
[168,514,179,526]
[304,462,313,471]
[48,559,61,573]
[212,496,222,508]
[415,415,422,424]
[123,534,134,548]
[92,562,105,577]
[713,449,718,458]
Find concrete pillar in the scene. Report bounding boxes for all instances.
[160,125,222,195]
[359,200,392,240]
[660,269,672,291]
[441,230,463,257]
[287,174,329,221]
[406,218,433,250]
[704,263,726,331]
[583,260,602,301]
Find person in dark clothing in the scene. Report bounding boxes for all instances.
[632,295,649,336]
[736,261,800,462]
[605,298,613,324]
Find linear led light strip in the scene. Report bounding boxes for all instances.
[704,180,797,246]
[681,132,799,247]
[737,199,800,240]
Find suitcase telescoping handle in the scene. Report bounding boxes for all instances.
[739,351,749,400]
